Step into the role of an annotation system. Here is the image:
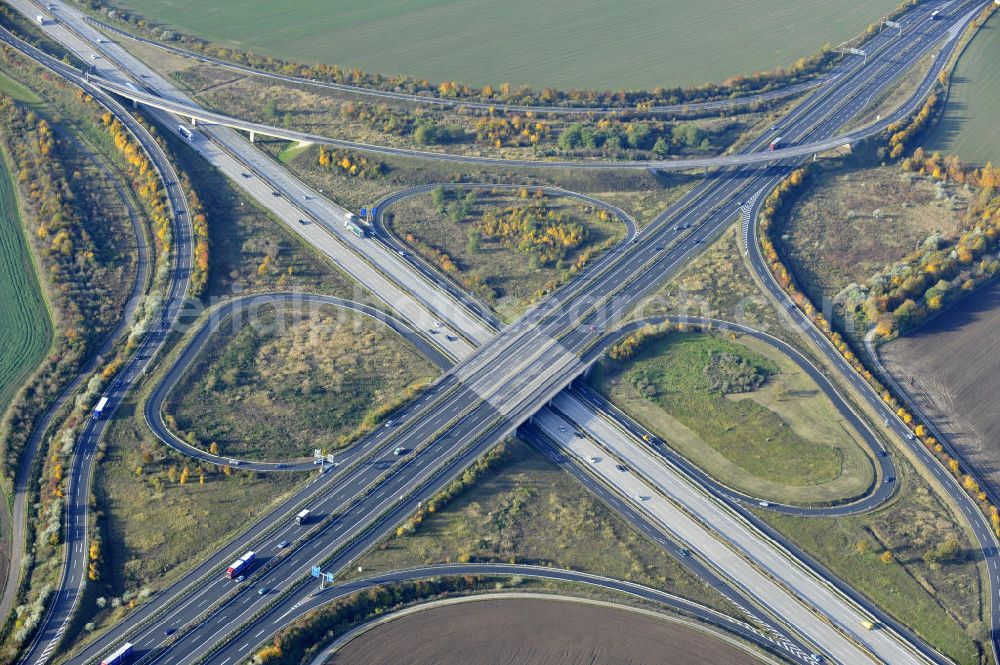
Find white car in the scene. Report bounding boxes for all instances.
[586,456,598,464]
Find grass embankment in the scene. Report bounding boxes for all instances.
[926,10,1000,164]
[590,332,874,504]
[634,223,781,331]
[157,128,365,302]
[105,0,896,90]
[166,303,438,460]
[0,125,50,417]
[758,452,987,665]
[349,438,730,613]
[388,188,626,320]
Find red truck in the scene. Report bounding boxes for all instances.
[226,551,255,579]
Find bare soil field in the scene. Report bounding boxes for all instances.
[881,279,1000,497]
[328,597,765,665]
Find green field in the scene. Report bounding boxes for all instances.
[590,332,874,504]
[925,10,1000,164]
[0,145,51,417]
[112,0,899,90]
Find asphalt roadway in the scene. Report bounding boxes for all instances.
[0,124,151,624]
[3,0,992,660]
[9,63,195,665]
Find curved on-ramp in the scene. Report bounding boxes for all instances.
[142,292,453,472]
[220,563,795,665]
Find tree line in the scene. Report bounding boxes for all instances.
[251,575,509,665]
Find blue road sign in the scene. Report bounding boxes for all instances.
[311,566,322,578]
[324,572,335,583]
[360,207,368,217]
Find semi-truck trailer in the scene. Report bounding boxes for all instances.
[295,509,311,525]
[93,396,109,420]
[226,551,255,579]
[344,213,366,238]
[769,137,783,151]
[100,643,133,665]
[177,124,195,141]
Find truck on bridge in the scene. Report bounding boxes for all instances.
[225,551,255,579]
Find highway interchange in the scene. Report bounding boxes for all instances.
[2,0,996,663]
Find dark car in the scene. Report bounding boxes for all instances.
[615,464,628,472]
[885,476,895,484]
[272,191,281,197]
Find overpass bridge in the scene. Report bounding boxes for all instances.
[84,73,875,172]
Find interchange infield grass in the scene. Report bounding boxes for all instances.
[589,332,874,505]
[0,141,50,418]
[110,0,899,90]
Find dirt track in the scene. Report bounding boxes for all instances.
[882,279,1000,495]
[327,597,765,665]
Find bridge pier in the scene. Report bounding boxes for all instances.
[190,116,197,126]
[249,130,256,143]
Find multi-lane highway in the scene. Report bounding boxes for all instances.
[5,0,995,663]
[8,62,194,664]
[37,4,985,664]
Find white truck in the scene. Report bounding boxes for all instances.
[344,213,366,238]
[295,509,311,525]
[35,14,46,25]
[92,396,109,420]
